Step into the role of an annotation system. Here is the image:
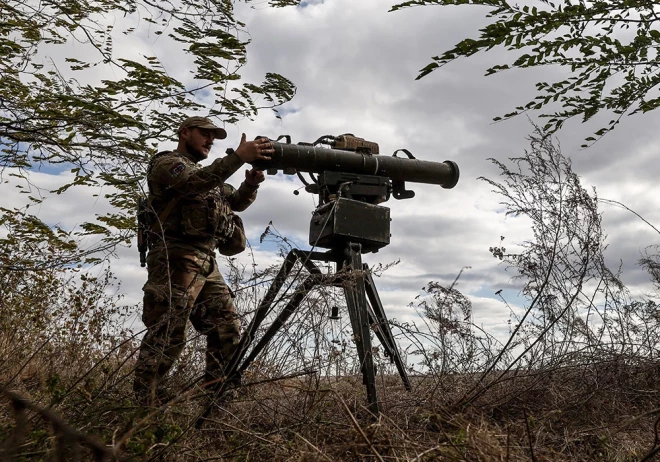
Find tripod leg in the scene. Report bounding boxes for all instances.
[363,264,412,391]
[197,252,321,428]
[238,274,321,374]
[224,250,300,379]
[342,244,379,416]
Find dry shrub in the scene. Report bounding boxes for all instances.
[2,128,660,461]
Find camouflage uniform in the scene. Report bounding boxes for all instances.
[134,149,258,405]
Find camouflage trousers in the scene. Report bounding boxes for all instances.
[133,245,240,405]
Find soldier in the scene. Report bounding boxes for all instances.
[134,116,273,406]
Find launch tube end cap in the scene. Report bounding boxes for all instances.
[441,161,460,189]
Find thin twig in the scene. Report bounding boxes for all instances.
[409,445,443,461]
[292,431,333,462]
[599,198,660,236]
[335,393,385,462]
[523,408,537,462]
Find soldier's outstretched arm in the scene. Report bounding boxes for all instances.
[226,168,265,211]
[225,181,257,212]
[151,135,273,196]
[151,152,245,196]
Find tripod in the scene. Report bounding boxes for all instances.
[223,242,411,415]
[213,171,414,417]
[195,136,459,423]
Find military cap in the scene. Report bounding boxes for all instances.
[178,116,227,139]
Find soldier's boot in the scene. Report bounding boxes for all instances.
[204,332,242,399]
[134,343,184,407]
[133,374,159,407]
[134,374,180,408]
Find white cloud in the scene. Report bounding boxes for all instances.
[4,0,660,349]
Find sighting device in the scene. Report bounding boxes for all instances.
[207,134,459,418]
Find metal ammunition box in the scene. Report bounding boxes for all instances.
[309,198,390,252]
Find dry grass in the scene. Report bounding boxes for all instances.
[1,342,658,461]
[3,129,659,461]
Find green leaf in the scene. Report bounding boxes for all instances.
[399,0,660,144]
[0,0,297,269]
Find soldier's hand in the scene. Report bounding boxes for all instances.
[245,168,265,186]
[234,133,274,163]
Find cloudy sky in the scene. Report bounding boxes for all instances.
[5,0,660,347]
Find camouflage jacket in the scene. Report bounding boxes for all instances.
[146,150,258,254]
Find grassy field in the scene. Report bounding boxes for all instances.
[2,339,659,461]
